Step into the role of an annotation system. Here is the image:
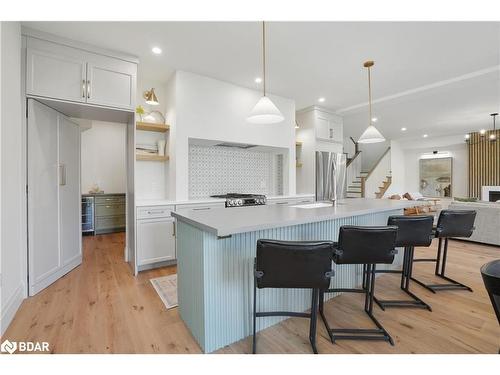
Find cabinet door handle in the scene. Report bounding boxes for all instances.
[147,210,165,215]
[82,80,86,98]
[193,207,210,211]
[276,201,288,205]
[172,222,176,237]
[59,164,66,186]
[87,80,91,98]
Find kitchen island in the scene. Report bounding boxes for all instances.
[171,198,425,352]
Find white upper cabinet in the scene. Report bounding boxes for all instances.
[315,109,343,144]
[27,38,87,103]
[26,37,137,110]
[86,54,136,109]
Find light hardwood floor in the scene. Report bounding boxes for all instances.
[2,233,499,354]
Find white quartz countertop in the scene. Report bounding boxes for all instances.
[136,198,226,207]
[135,194,315,207]
[171,198,427,237]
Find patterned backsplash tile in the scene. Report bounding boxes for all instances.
[189,145,284,199]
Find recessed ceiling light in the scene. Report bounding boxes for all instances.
[254,77,262,83]
[318,97,325,103]
[152,47,162,55]
[423,134,428,138]
[371,117,378,122]
[401,127,407,131]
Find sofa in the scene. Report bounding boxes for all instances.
[448,201,500,246]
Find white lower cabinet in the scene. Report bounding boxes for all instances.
[137,217,176,266]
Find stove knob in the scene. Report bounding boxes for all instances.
[237,199,244,206]
[227,200,234,206]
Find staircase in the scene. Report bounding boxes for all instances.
[375,175,392,198]
[345,146,392,199]
[346,171,367,198]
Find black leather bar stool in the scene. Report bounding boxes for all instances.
[480,259,500,353]
[319,226,398,345]
[374,215,434,311]
[253,240,334,354]
[411,210,476,293]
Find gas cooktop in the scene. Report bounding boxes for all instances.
[210,193,267,207]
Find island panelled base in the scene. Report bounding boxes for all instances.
[177,209,403,353]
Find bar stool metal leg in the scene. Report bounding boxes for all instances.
[252,274,257,354]
[374,246,432,311]
[309,289,319,354]
[320,264,394,345]
[411,238,473,293]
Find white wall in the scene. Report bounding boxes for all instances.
[385,140,405,197]
[81,121,127,194]
[135,77,169,199]
[390,135,468,198]
[168,71,296,201]
[0,21,25,335]
[359,140,390,172]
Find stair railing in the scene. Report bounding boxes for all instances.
[346,151,362,195]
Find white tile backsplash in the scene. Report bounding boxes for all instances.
[189,145,283,199]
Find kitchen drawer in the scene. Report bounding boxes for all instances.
[95,215,125,230]
[95,195,125,205]
[175,202,225,213]
[268,197,315,206]
[95,203,125,217]
[137,205,174,220]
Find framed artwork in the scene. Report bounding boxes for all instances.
[419,157,452,198]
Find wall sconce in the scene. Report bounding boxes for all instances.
[143,88,159,105]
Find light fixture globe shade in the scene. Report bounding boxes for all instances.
[358,125,385,144]
[247,96,284,124]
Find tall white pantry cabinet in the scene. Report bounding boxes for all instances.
[27,100,82,295]
[23,28,138,293]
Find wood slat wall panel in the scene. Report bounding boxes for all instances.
[467,129,500,198]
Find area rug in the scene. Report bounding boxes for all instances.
[150,274,178,309]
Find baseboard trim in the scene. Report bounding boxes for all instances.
[29,256,81,296]
[0,282,25,336]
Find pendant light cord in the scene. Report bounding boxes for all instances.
[367,65,372,125]
[262,21,266,97]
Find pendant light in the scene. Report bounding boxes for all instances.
[247,21,284,124]
[489,113,498,142]
[464,113,498,143]
[358,61,385,144]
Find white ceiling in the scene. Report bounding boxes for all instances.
[23,21,500,140]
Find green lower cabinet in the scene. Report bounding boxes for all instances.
[94,194,126,234]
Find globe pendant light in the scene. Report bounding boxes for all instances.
[358,61,385,143]
[247,21,284,124]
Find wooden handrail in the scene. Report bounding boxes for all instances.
[346,150,362,168]
[349,137,359,154]
[364,146,391,180]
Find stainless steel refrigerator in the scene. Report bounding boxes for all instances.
[315,152,347,202]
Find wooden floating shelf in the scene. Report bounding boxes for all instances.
[136,121,170,133]
[296,161,303,168]
[295,141,303,146]
[136,154,169,162]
